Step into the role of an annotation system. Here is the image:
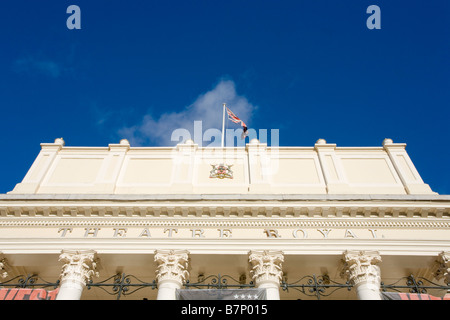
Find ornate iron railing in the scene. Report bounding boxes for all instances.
[381,274,450,294]
[87,273,157,300]
[281,274,352,300]
[281,273,450,300]
[0,274,59,289]
[1,273,449,300]
[184,274,255,290]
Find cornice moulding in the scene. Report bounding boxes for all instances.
[0,217,449,229]
[0,194,449,219]
[0,204,449,219]
[0,238,449,256]
[2,194,450,201]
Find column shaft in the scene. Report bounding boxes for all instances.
[57,280,85,300]
[156,279,184,300]
[355,282,382,300]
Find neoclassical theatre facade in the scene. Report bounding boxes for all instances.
[0,137,449,300]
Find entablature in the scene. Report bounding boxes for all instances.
[0,194,449,220]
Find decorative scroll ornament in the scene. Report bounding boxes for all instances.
[340,250,382,286]
[0,257,9,279]
[248,250,284,284]
[59,250,99,285]
[209,163,233,179]
[433,251,450,285]
[154,250,190,285]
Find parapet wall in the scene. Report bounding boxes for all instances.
[9,138,435,195]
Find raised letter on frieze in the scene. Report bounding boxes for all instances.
[318,229,331,238]
[369,229,377,238]
[58,227,73,237]
[264,229,280,238]
[139,228,151,238]
[164,228,178,237]
[113,228,127,238]
[218,229,232,238]
[345,229,357,238]
[84,228,100,237]
[190,229,205,238]
[293,229,308,239]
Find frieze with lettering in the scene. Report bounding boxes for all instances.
[56,227,382,239]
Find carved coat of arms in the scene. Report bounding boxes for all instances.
[209,164,233,179]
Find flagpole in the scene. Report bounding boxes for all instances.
[221,103,226,148]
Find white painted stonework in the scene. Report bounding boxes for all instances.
[0,138,448,300]
[56,249,98,300]
[8,138,435,196]
[154,249,189,300]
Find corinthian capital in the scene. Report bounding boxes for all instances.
[248,250,284,285]
[154,249,190,285]
[341,250,382,286]
[433,251,450,285]
[59,250,99,285]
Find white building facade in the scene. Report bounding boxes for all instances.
[0,138,449,300]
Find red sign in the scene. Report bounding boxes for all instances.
[0,288,59,300]
[382,292,450,300]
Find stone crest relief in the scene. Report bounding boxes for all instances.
[209,163,233,179]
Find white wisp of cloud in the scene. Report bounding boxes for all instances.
[118,79,256,147]
[13,57,62,78]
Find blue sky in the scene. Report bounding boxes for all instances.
[0,0,449,194]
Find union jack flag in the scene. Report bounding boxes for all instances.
[226,107,248,138]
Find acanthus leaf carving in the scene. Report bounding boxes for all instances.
[154,249,190,285]
[248,250,284,285]
[58,249,99,285]
[340,250,382,286]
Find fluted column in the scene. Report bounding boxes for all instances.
[56,250,99,300]
[341,250,382,300]
[248,250,284,300]
[433,251,450,286]
[154,249,189,300]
